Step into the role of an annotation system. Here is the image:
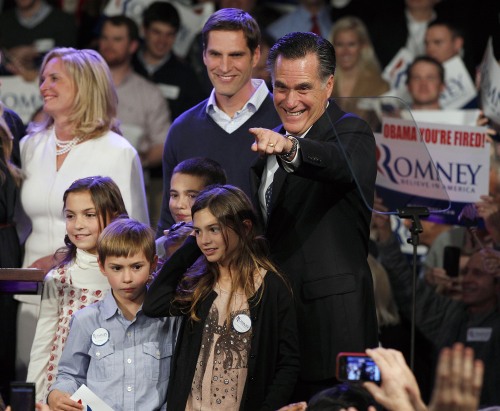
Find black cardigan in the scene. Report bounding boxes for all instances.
[143,237,300,411]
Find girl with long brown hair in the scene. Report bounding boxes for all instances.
[144,184,299,410]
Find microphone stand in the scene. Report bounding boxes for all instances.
[397,206,429,372]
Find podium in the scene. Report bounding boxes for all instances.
[0,268,45,294]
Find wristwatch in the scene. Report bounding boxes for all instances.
[280,135,299,162]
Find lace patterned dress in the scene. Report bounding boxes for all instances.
[186,289,252,411]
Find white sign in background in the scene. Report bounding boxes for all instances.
[0,76,43,124]
[480,37,500,126]
[439,55,477,109]
[376,117,490,204]
[382,49,477,109]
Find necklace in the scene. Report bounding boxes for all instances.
[55,136,82,156]
[216,282,245,296]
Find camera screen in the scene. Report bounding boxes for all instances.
[345,356,381,382]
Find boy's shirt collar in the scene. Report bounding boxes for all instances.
[101,290,145,321]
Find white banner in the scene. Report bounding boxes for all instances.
[376,117,489,204]
[0,76,42,124]
[382,47,414,103]
[440,55,477,109]
[410,109,480,126]
[480,37,500,127]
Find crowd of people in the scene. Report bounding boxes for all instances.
[1,0,500,410]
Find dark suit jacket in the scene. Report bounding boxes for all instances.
[251,100,379,381]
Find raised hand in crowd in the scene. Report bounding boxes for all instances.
[362,344,484,411]
[427,343,483,411]
[424,267,461,296]
[480,247,500,275]
[475,195,500,245]
[363,347,426,411]
[477,110,499,139]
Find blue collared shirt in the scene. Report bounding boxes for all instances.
[206,78,270,133]
[50,291,180,411]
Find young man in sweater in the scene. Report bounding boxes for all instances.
[156,8,281,236]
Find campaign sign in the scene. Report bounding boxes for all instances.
[440,55,477,109]
[382,47,414,103]
[0,76,43,124]
[375,117,490,224]
[480,37,500,129]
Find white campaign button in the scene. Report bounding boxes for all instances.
[232,314,252,333]
[92,328,109,346]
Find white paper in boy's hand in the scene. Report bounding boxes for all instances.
[70,384,114,411]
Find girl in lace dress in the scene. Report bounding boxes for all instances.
[27,176,128,402]
[147,185,300,410]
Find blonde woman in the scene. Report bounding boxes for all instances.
[330,16,389,115]
[17,48,148,379]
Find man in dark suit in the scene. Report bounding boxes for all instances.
[249,32,378,401]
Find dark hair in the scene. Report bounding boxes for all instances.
[201,8,261,54]
[427,19,463,41]
[0,106,23,186]
[406,55,445,84]
[172,157,227,187]
[143,1,180,32]
[98,218,156,264]
[307,383,378,411]
[102,15,140,42]
[174,185,288,322]
[57,176,128,267]
[268,32,336,83]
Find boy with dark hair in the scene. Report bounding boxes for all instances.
[132,1,206,120]
[156,157,226,259]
